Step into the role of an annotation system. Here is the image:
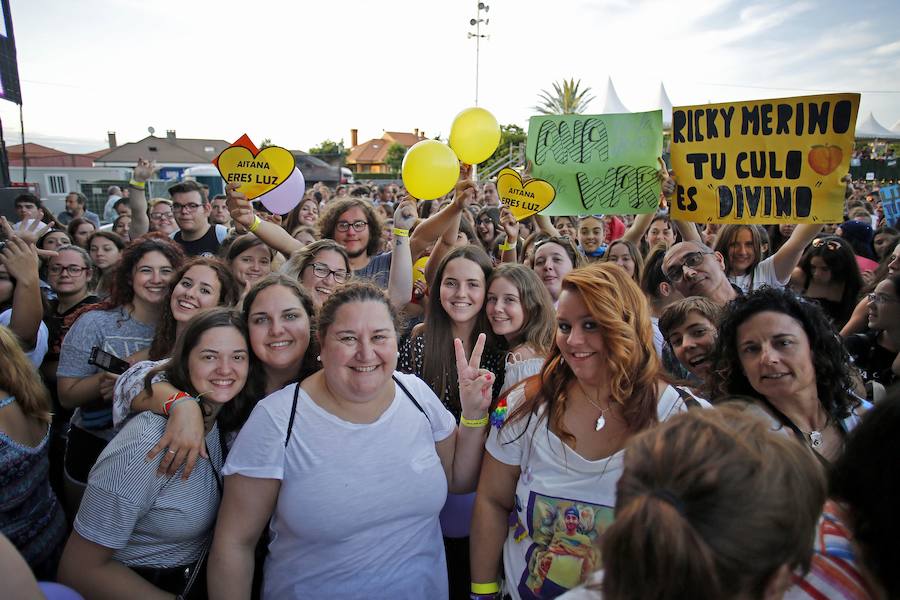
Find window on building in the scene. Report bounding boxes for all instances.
[46,174,68,195]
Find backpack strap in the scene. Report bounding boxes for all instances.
[392,373,430,424]
[674,386,702,409]
[284,383,301,447]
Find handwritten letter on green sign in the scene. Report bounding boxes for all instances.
[525,110,663,216]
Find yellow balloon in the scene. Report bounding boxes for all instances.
[449,107,501,164]
[401,140,460,200]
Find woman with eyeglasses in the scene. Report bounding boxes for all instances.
[844,272,900,392]
[282,240,352,308]
[794,235,863,329]
[840,238,900,337]
[707,286,869,466]
[148,199,178,236]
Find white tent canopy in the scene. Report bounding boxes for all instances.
[891,119,900,133]
[856,112,900,140]
[600,77,630,114]
[656,82,673,128]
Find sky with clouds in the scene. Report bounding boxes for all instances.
[2,0,898,153]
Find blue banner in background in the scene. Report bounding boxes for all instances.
[879,184,900,227]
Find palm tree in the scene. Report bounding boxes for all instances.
[534,79,595,115]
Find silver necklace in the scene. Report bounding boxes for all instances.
[800,417,829,449]
[577,382,611,431]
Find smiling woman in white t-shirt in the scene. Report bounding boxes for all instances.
[470,263,707,600]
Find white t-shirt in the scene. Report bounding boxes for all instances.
[488,384,706,600]
[0,308,48,367]
[728,255,787,294]
[223,372,457,600]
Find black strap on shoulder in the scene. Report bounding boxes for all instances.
[674,386,701,409]
[392,374,430,423]
[284,383,301,448]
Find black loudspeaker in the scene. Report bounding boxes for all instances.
[0,0,22,106]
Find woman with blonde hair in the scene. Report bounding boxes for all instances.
[0,326,67,579]
[470,263,706,600]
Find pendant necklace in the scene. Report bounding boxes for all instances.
[801,417,829,449]
[577,382,611,432]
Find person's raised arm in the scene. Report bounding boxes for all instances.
[128,158,156,238]
[226,183,303,257]
[533,213,559,237]
[387,198,416,309]
[208,475,281,600]
[770,223,823,283]
[409,164,473,260]
[435,334,493,493]
[498,207,519,264]
[58,532,173,600]
[0,236,42,348]
[622,159,673,245]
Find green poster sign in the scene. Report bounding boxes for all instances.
[525,111,663,216]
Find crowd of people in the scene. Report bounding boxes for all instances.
[0,156,898,600]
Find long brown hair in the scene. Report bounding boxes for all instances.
[601,403,825,599]
[0,327,51,424]
[148,257,242,360]
[505,263,661,446]
[486,263,554,356]
[418,245,498,410]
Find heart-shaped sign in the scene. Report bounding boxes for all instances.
[496,167,556,221]
[216,145,296,200]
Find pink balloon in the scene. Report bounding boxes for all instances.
[258,167,305,215]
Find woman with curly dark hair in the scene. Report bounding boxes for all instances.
[706,286,870,464]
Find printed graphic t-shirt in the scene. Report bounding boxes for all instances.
[487,385,702,600]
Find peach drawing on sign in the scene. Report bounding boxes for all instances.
[807,144,843,176]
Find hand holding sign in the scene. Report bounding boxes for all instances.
[496,168,556,221]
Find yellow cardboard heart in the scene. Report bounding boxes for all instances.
[216,145,296,200]
[496,167,556,221]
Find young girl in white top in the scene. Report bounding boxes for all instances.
[486,263,555,395]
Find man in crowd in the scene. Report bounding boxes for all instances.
[662,241,739,306]
[14,193,45,226]
[56,192,100,228]
[113,198,132,218]
[482,181,500,208]
[102,185,124,222]
[209,194,232,227]
[167,181,228,256]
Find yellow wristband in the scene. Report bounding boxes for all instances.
[128,179,146,190]
[499,240,516,252]
[392,227,410,237]
[248,215,262,233]
[460,415,489,428]
[471,582,500,594]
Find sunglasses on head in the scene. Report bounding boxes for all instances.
[811,238,841,251]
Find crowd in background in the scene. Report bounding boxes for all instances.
[0,157,898,600]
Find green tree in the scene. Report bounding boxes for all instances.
[309,139,346,158]
[259,138,273,148]
[484,123,527,165]
[534,78,594,115]
[385,143,407,173]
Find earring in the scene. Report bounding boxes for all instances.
[316,355,321,362]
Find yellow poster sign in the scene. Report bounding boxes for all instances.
[670,93,859,224]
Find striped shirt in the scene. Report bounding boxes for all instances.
[786,500,875,600]
[74,412,223,568]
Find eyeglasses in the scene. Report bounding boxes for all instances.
[665,251,712,282]
[172,202,202,214]
[335,220,368,232]
[477,219,494,226]
[812,238,841,251]
[867,293,898,305]
[49,264,88,276]
[150,212,174,221]
[308,262,350,283]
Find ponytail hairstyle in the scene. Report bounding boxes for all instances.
[600,403,825,600]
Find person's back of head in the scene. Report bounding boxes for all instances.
[830,390,900,598]
[601,403,825,600]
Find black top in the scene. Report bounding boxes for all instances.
[173,226,221,257]
[845,329,898,388]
